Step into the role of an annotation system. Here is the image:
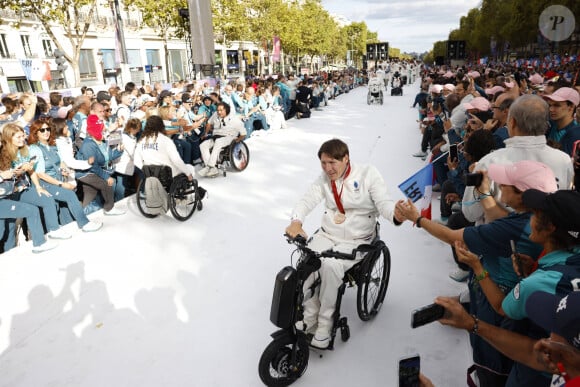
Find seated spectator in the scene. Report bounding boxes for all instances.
[0,123,72,248]
[158,105,193,165]
[53,118,93,188]
[241,90,269,137]
[0,167,58,254]
[27,118,102,231]
[265,86,287,130]
[112,118,142,199]
[48,92,63,119]
[75,115,125,215]
[198,102,246,178]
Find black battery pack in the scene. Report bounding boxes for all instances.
[269,266,298,328]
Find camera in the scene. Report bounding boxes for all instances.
[465,172,483,187]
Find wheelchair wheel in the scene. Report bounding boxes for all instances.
[357,242,391,321]
[229,141,250,172]
[135,179,159,218]
[168,174,197,221]
[258,335,309,387]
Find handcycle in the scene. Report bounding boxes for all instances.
[258,230,391,387]
[136,164,204,221]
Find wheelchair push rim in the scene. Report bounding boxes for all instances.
[357,243,391,321]
[169,175,199,221]
[230,141,250,171]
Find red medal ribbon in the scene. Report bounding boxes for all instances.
[331,164,351,214]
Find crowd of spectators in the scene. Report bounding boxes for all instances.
[402,62,580,386]
[0,69,361,254]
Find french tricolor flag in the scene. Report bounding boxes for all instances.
[398,162,433,219]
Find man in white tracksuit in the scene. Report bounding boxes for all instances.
[285,139,405,349]
[198,102,247,178]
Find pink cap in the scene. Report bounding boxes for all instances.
[504,81,515,88]
[468,71,481,79]
[444,71,454,78]
[57,105,72,119]
[543,87,580,106]
[443,84,455,92]
[430,84,443,94]
[485,85,505,96]
[463,97,491,112]
[488,160,557,193]
[528,73,544,85]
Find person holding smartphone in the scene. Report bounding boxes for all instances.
[27,118,102,232]
[0,123,73,251]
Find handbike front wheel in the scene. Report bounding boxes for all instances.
[258,335,309,387]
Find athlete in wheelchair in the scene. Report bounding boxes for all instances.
[198,102,249,178]
[133,115,206,221]
[258,139,405,386]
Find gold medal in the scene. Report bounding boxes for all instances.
[334,212,346,224]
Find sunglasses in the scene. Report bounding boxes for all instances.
[38,127,51,133]
[104,109,112,112]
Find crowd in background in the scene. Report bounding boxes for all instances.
[402,61,580,386]
[0,69,361,254]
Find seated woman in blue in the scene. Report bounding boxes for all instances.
[27,118,102,232]
[0,123,71,248]
[0,167,58,254]
[76,115,125,216]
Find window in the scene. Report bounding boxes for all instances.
[78,49,97,79]
[42,40,54,58]
[20,35,32,57]
[0,34,9,58]
[145,49,161,66]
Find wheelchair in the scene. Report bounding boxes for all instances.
[136,165,203,221]
[258,230,391,387]
[215,139,250,177]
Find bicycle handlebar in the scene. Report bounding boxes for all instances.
[284,234,358,260]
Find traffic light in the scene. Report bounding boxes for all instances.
[54,49,68,72]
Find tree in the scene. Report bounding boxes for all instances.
[126,0,187,81]
[0,0,99,87]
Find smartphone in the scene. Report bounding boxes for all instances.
[464,172,483,187]
[510,240,524,277]
[399,355,420,387]
[449,144,458,162]
[411,303,446,328]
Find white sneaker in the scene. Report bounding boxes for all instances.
[82,221,103,232]
[310,329,330,349]
[449,268,470,282]
[197,166,210,177]
[206,167,219,177]
[47,229,72,240]
[32,240,58,254]
[412,151,427,157]
[104,207,126,216]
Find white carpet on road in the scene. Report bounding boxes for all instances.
[0,81,472,387]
